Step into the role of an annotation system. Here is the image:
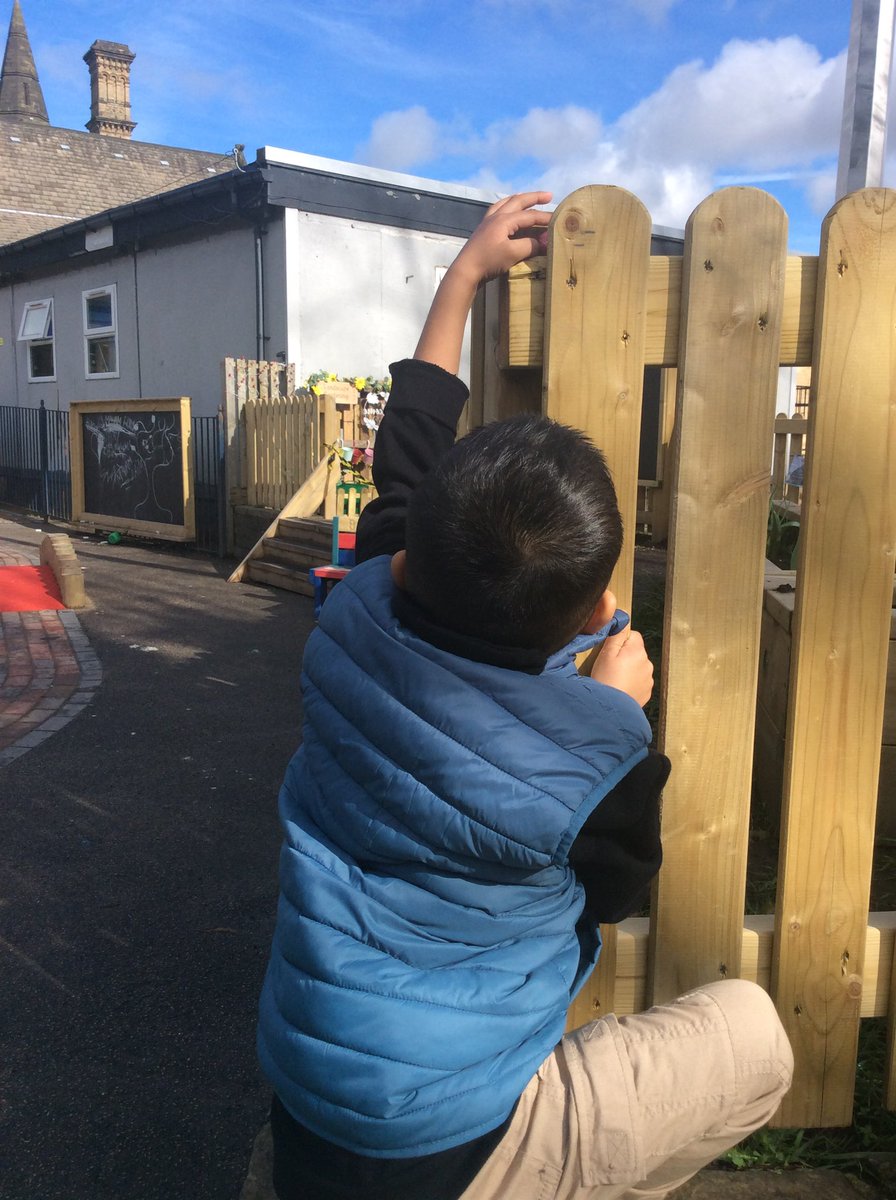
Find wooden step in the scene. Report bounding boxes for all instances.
[245,559,315,596]
[261,537,332,573]
[277,516,333,551]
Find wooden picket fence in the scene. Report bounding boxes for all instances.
[224,359,363,512]
[772,412,808,508]
[498,185,896,1128]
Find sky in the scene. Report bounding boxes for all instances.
[13,0,888,253]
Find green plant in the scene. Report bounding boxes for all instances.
[766,498,801,570]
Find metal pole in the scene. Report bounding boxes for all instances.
[38,398,49,520]
[836,0,896,198]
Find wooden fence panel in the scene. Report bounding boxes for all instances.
[225,358,323,512]
[543,185,652,1026]
[772,414,808,504]
[771,189,896,1127]
[500,185,896,1125]
[648,188,789,1003]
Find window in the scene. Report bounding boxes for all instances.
[17,298,55,381]
[83,284,118,378]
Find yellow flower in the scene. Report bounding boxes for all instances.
[327,372,337,381]
[311,384,322,395]
[354,377,366,391]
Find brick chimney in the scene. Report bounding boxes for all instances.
[83,39,135,138]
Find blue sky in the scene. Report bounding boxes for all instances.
[15,1,884,252]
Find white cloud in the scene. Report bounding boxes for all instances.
[357,106,442,171]
[618,37,845,172]
[356,35,847,231]
[474,107,603,167]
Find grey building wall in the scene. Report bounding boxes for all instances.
[1,223,258,418]
[130,226,258,414]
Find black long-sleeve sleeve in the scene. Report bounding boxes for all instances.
[355,358,469,563]
[571,750,669,923]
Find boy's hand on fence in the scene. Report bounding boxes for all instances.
[451,191,552,290]
[413,191,551,375]
[590,628,654,707]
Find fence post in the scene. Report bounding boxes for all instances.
[216,407,227,558]
[321,395,339,520]
[38,400,49,521]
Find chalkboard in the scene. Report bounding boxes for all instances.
[70,398,195,541]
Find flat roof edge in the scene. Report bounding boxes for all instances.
[258,147,503,204]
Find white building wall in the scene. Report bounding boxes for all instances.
[776,366,798,417]
[282,210,470,385]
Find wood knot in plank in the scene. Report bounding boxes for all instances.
[718,470,768,507]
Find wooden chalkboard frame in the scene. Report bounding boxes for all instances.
[69,398,195,542]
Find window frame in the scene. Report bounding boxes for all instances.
[17,298,56,382]
[82,284,119,380]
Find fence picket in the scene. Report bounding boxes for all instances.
[543,185,653,1027]
[648,188,789,1004]
[771,189,896,1127]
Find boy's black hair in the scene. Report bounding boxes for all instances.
[404,414,623,655]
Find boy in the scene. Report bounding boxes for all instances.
[257,192,792,1200]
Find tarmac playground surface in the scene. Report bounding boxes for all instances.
[0,508,889,1200]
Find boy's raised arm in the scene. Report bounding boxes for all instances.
[355,192,551,563]
[414,191,552,374]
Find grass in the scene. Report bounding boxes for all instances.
[631,545,896,1186]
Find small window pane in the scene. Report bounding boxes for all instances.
[19,299,52,340]
[29,340,54,379]
[86,292,113,330]
[87,335,116,375]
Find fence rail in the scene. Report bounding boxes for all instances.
[501,184,896,1128]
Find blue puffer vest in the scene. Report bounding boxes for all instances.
[257,557,652,1158]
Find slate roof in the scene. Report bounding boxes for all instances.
[0,117,232,245]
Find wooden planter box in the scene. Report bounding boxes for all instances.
[754,565,896,839]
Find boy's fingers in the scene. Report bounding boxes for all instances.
[603,628,645,657]
[485,191,552,219]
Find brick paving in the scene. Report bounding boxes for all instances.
[0,545,102,766]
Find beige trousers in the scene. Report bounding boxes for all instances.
[459,979,793,1200]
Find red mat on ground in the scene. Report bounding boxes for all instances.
[0,565,65,612]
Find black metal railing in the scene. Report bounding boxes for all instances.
[0,402,226,556]
[191,411,227,555]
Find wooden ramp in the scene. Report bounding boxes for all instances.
[229,456,336,594]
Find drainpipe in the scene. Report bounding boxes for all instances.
[255,226,265,363]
